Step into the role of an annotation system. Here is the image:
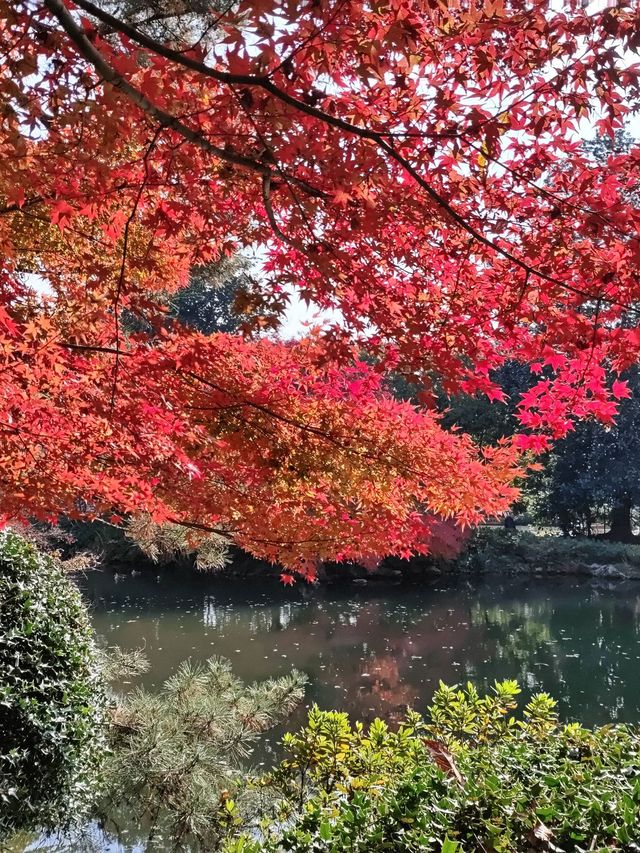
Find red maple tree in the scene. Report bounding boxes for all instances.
[1,0,638,575]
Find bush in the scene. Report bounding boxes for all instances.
[228,681,640,852]
[0,531,106,837]
[461,527,640,575]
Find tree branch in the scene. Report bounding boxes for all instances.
[52,0,610,307]
[44,0,271,177]
[261,174,304,252]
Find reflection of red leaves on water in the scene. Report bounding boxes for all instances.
[364,655,418,719]
[424,739,465,785]
[292,599,476,722]
[370,656,400,685]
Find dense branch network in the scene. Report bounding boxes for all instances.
[0,0,639,573]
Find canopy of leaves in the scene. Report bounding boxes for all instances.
[1,0,639,574]
[0,531,106,837]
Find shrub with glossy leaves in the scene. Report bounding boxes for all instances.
[229,681,640,853]
[0,531,106,837]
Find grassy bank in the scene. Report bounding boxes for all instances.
[459,528,640,579]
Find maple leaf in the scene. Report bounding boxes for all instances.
[612,379,632,399]
[0,0,638,571]
[514,434,551,453]
[50,200,75,232]
[0,308,19,337]
[485,386,507,403]
[543,352,565,371]
[332,188,352,206]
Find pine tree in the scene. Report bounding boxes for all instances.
[99,656,306,850]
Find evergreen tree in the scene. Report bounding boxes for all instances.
[100,656,306,850]
[169,257,260,336]
[534,367,640,539]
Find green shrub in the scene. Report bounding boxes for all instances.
[228,681,640,852]
[0,531,106,837]
[461,527,640,574]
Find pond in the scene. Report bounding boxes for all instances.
[79,569,640,730]
[30,569,640,852]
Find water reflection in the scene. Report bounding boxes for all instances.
[78,571,640,727]
[28,574,640,852]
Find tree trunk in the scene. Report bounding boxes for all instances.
[608,495,634,542]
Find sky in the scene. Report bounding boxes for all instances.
[278,293,339,339]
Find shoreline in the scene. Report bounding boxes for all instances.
[73,529,640,587]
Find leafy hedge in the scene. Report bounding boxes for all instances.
[228,681,640,852]
[461,528,640,575]
[0,531,106,837]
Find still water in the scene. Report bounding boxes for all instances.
[79,569,640,728]
[30,570,640,851]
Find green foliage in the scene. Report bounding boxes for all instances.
[531,367,640,538]
[59,517,154,568]
[407,344,640,540]
[229,682,640,852]
[125,513,231,571]
[462,527,640,575]
[266,707,428,805]
[100,656,307,850]
[0,531,106,838]
[438,362,534,447]
[388,361,533,450]
[57,513,231,573]
[168,258,259,335]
